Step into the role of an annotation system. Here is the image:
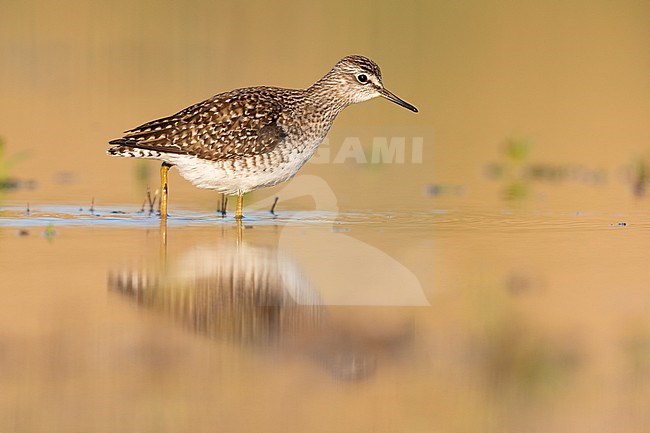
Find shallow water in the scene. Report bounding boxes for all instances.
[1,202,649,433]
[2,1,650,431]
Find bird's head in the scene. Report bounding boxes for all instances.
[328,55,418,112]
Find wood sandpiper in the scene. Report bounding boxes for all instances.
[108,55,418,219]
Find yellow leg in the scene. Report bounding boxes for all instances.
[235,192,244,220]
[160,162,172,218]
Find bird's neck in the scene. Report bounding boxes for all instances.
[305,71,354,119]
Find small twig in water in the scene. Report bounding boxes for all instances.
[270,197,279,215]
[218,193,228,217]
[155,189,161,214]
[150,190,158,214]
[140,187,149,213]
[143,187,157,214]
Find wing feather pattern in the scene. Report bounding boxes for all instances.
[108,87,290,161]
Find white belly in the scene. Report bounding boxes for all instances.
[163,144,319,195]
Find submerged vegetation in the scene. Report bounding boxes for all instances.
[485,137,607,202]
[0,137,32,193]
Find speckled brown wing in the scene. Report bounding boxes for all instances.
[109,87,289,161]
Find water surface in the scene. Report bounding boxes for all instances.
[1,203,648,433]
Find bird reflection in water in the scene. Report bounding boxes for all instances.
[108,220,414,381]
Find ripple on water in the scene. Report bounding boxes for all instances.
[0,204,648,232]
[0,204,385,229]
[425,208,650,233]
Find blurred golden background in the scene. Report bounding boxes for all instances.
[1,0,648,210]
[1,1,649,433]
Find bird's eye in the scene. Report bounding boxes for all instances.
[356,73,368,84]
